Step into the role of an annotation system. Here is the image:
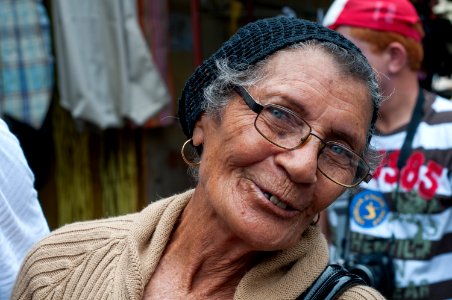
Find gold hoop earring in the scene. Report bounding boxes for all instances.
[311,213,320,226]
[181,138,201,167]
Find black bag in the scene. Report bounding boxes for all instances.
[297,264,366,300]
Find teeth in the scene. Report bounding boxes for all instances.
[263,191,289,210]
[269,195,287,210]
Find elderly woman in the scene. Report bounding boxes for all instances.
[12,17,384,299]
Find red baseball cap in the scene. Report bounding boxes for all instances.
[323,0,423,42]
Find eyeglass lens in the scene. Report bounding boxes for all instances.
[256,105,368,187]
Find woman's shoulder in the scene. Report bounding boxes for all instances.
[25,213,140,271]
[34,188,195,251]
[339,284,386,300]
[35,210,142,252]
[50,212,139,240]
[11,190,195,299]
[11,214,143,299]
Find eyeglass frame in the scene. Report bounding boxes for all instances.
[233,85,372,188]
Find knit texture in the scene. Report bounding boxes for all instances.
[178,16,370,138]
[12,190,192,300]
[12,189,384,299]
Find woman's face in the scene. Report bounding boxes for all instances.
[192,47,373,251]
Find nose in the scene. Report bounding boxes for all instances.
[274,134,322,183]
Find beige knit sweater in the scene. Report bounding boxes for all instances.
[12,189,385,300]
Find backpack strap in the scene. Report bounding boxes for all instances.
[297,264,366,300]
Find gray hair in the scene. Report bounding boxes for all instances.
[200,40,382,173]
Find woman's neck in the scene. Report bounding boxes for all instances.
[144,194,262,299]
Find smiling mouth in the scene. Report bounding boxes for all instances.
[263,192,294,210]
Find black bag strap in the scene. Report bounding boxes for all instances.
[396,89,425,170]
[297,264,366,300]
[393,89,425,203]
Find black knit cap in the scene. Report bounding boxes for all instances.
[178,16,371,138]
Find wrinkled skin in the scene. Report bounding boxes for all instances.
[144,46,374,300]
[191,47,373,251]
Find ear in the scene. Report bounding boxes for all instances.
[386,41,408,74]
[192,113,206,147]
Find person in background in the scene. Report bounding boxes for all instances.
[0,119,49,300]
[12,16,384,299]
[322,0,452,299]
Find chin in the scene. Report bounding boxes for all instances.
[239,223,307,252]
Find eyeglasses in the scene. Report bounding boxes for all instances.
[234,86,372,188]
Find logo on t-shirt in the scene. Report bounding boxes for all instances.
[350,190,389,228]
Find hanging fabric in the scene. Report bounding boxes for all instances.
[51,0,170,129]
[0,0,54,129]
[137,0,175,128]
